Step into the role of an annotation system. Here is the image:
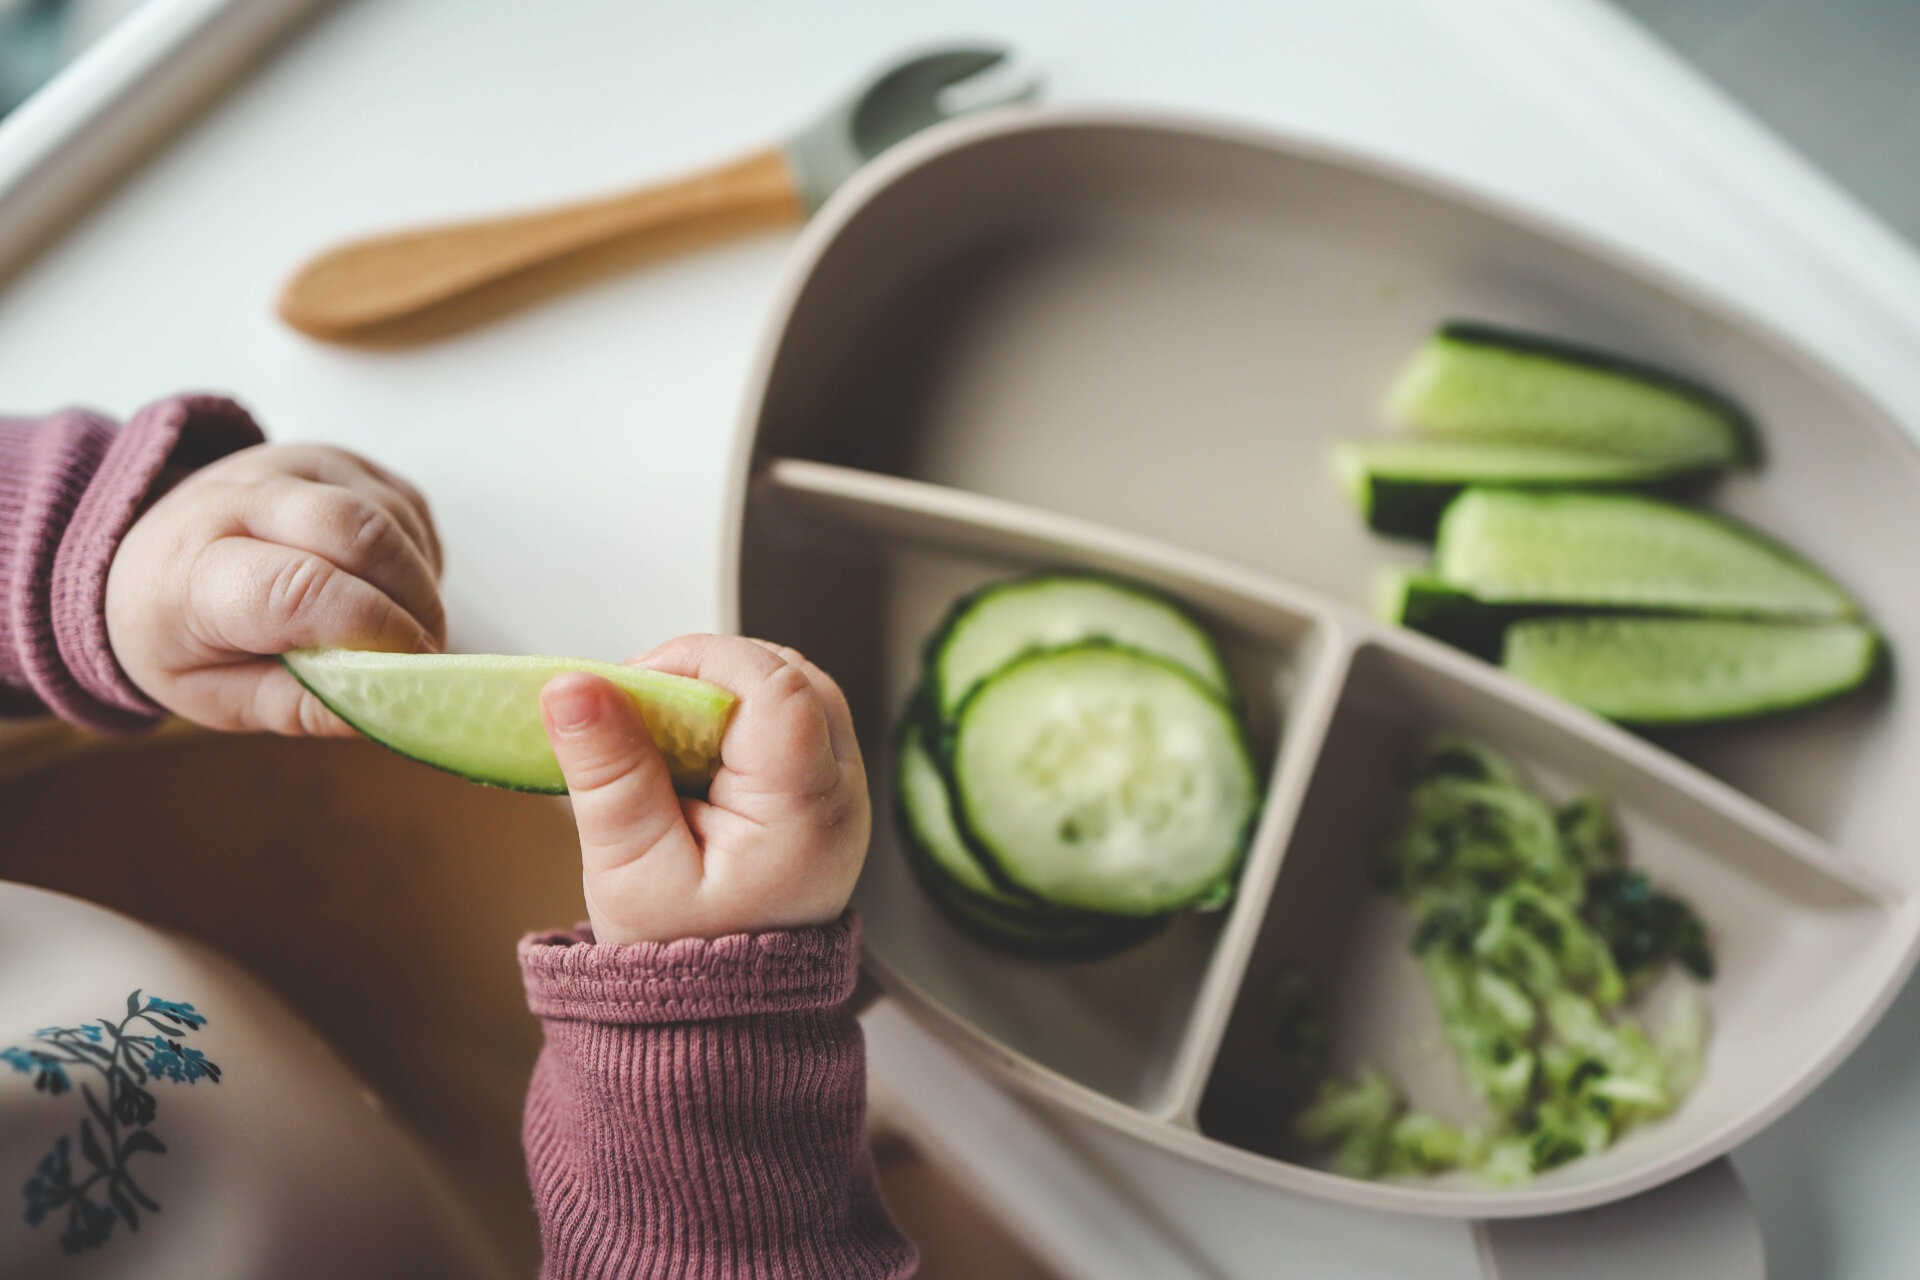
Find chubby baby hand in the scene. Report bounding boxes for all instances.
[106,443,445,736]
[539,635,869,944]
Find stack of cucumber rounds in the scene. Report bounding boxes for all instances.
[1344,323,1880,725]
[895,574,1259,959]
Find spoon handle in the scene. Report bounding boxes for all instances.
[276,146,802,340]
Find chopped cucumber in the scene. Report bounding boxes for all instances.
[1293,738,1715,1185]
[928,573,1230,723]
[949,643,1257,916]
[1502,617,1879,724]
[1436,490,1858,620]
[1385,321,1752,467]
[1335,438,1712,539]
[282,648,734,793]
[895,726,1165,959]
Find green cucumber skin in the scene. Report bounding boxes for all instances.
[1435,490,1859,621]
[283,654,571,796]
[1378,573,1530,661]
[893,710,1045,907]
[1501,618,1882,725]
[1338,439,1718,540]
[922,570,1235,722]
[1360,473,1707,541]
[902,843,1171,961]
[1436,322,1755,450]
[946,640,1256,917]
[892,772,1169,960]
[1389,322,1756,467]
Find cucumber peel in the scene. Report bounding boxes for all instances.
[1386,321,1753,467]
[1436,490,1858,620]
[896,720,1030,904]
[894,725,1166,960]
[282,648,734,793]
[926,572,1231,722]
[1502,617,1880,724]
[1376,569,1531,660]
[1335,438,1713,539]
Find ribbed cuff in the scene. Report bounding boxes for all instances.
[0,395,265,733]
[0,409,114,720]
[48,395,265,731]
[519,913,860,1024]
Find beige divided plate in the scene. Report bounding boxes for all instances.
[720,108,1920,1219]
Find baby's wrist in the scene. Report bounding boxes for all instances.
[585,904,850,948]
[522,913,861,1023]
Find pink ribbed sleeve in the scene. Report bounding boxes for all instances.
[518,914,917,1279]
[0,396,264,730]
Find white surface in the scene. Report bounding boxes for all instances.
[1479,1159,1766,1280]
[3,0,1918,1275]
[0,0,327,272]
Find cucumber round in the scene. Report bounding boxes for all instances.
[1435,490,1858,620]
[899,830,1170,960]
[282,648,734,793]
[949,642,1257,916]
[894,727,1166,959]
[927,573,1231,724]
[896,719,1027,904]
[1385,321,1753,467]
[1501,617,1880,724]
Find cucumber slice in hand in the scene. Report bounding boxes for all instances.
[1436,490,1858,620]
[1386,322,1752,467]
[282,648,735,793]
[950,643,1257,916]
[928,573,1231,723]
[1502,617,1879,724]
[1335,438,1713,539]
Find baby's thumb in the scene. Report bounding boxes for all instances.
[540,673,691,869]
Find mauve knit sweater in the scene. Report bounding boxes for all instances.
[1,398,918,1279]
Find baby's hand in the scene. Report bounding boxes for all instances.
[540,635,869,944]
[106,443,445,736]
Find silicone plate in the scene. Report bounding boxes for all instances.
[720,109,1920,1218]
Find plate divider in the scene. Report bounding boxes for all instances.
[756,455,1390,1119]
[1148,622,1362,1128]
[756,456,1349,629]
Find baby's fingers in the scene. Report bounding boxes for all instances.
[633,635,840,801]
[192,538,434,657]
[746,640,863,771]
[541,674,700,874]
[240,479,446,649]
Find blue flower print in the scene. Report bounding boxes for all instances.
[4,991,222,1255]
[2,1045,71,1096]
[139,1039,221,1086]
[22,1136,72,1227]
[141,1000,206,1033]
